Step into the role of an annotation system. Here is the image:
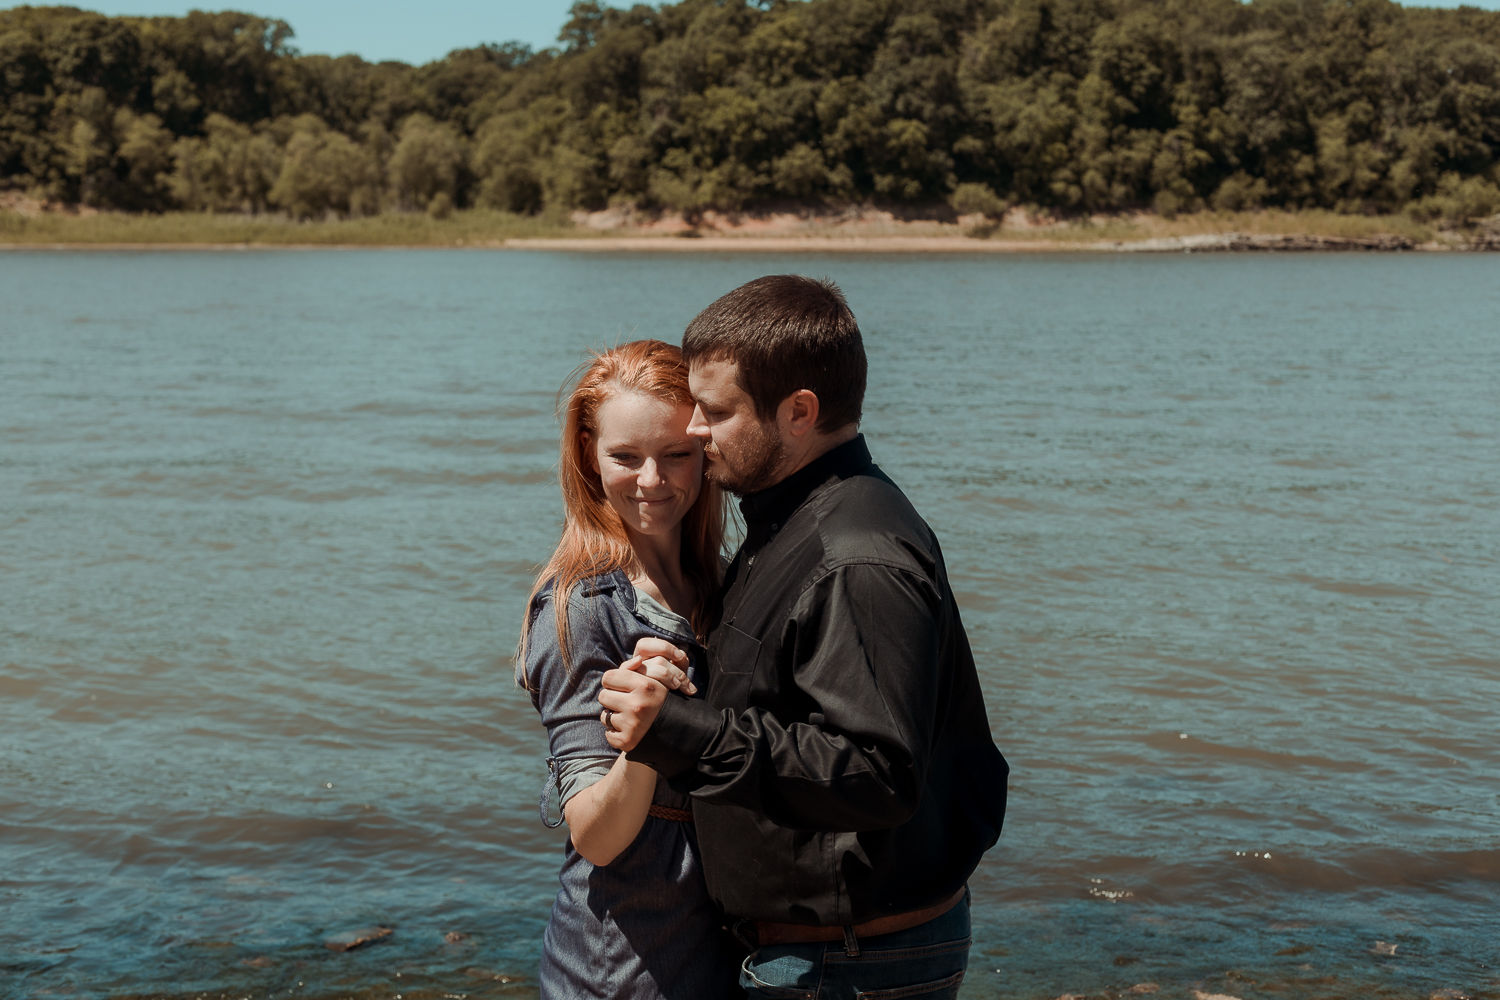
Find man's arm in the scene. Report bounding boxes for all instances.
[607,563,946,833]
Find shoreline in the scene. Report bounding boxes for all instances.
[501,232,1462,253]
[1,232,1491,252]
[5,205,1493,252]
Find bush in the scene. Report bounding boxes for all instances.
[1213,172,1270,212]
[949,182,1008,220]
[1406,173,1500,226]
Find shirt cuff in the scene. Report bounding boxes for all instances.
[555,755,615,808]
[626,692,722,778]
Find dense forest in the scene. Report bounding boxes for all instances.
[3,0,1499,222]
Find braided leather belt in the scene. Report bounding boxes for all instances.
[752,886,966,946]
[647,804,694,823]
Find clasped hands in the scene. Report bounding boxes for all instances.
[598,638,690,751]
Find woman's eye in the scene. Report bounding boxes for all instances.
[609,453,639,464]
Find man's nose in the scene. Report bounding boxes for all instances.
[687,406,710,439]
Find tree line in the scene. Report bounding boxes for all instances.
[3,0,1499,222]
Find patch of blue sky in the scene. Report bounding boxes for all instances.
[66,0,578,65]
[61,0,1500,68]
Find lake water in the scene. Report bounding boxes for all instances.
[1,248,1496,1000]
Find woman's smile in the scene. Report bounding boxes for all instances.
[589,391,704,540]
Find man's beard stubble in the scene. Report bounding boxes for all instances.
[705,420,785,497]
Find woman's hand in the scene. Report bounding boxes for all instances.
[623,637,694,694]
[633,636,688,667]
[619,653,696,696]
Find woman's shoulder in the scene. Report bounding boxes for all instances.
[525,569,638,660]
[530,568,633,616]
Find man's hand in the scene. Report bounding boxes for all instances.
[599,668,668,751]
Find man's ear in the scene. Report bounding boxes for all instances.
[779,389,821,438]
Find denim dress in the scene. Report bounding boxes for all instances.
[523,569,736,1000]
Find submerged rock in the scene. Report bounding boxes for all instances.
[463,967,521,983]
[324,926,394,952]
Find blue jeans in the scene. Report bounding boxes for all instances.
[738,890,971,1000]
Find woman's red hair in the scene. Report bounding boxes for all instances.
[518,339,724,677]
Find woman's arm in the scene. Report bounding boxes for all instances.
[562,753,658,866]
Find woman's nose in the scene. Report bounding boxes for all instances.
[639,460,663,488]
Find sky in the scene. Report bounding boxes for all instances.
[67,0,582,64]
[49,0,1500,66]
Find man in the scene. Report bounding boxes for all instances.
[598,274,1008,999]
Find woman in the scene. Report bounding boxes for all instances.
[517,339,735,1000]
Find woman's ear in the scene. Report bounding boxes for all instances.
[581,431,600,475]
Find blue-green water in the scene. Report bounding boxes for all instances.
[1,249,1497,1000]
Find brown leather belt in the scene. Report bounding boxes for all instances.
[752,886,966,946]
[647,804,694,823]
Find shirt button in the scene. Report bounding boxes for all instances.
[771,523,779,532]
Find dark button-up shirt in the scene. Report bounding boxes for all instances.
[629,435,1008,926]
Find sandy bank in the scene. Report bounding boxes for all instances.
[3,232,1482,253]
[4,230,1495,254]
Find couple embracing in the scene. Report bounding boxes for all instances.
[518,275,1009,1000]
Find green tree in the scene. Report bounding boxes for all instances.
[387,113,467,211]
[170,113,282,211]
[4,0,1500,221]
[267,115,379,218]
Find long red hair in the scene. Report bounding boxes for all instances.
[517,339,724,678]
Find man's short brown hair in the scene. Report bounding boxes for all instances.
[681,275,867,432]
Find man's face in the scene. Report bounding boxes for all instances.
[687,359,785,496]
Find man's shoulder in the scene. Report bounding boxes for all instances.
[807,467,936,573]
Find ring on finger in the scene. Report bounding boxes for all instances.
[602,709,619,732]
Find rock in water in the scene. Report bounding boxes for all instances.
[325,926,394,952]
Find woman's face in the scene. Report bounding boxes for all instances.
[589,391,703,540]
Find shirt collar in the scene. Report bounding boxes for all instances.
[739,434,873,527]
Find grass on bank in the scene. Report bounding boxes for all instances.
[0,205,1453,246]
[772,206,1442,242]
[1025,207,1439,242]
[0,208,575,245]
